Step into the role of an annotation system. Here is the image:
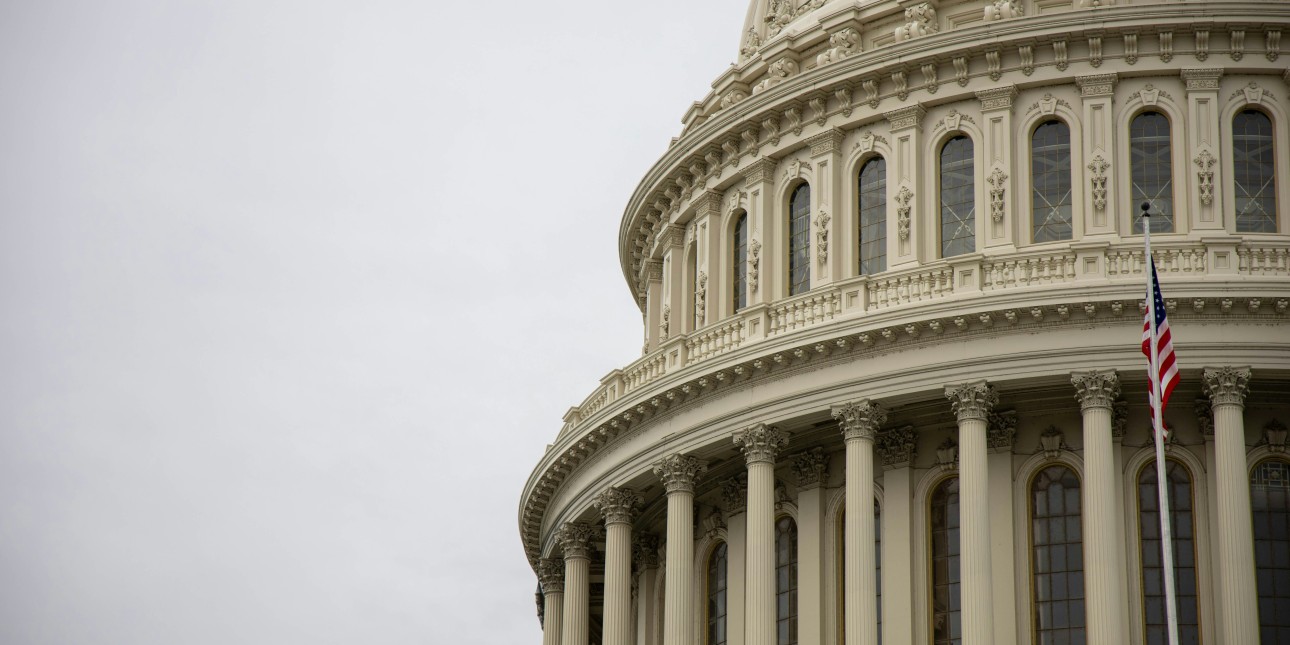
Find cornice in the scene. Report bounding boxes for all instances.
[518,287,1290,567]
[616,4,1290,309]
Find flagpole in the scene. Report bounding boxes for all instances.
[1143,202,1180,645]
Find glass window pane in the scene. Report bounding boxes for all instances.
[1032,465,1084,644]
[733,213,748,312]
[788,184,811,296]
[1031,121,1073,242]
[1139,460,1200,643]
[1233,110,1278,232]
[931,477,961,645]
[1253,460,1290,638]
[776,517,798,645]
[859,157,888,274]
[1130,112,1175,234]
[940,136,975,257]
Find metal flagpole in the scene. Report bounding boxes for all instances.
[1143,202,1180,645]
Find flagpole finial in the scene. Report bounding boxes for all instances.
[1141,201,1152,217]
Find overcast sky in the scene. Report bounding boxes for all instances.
[0,1,745,643]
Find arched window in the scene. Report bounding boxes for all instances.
[1233,109,1278,232]
[859,157,888,274]
[776,516,799,645]
[1131,112,1174,233]
[1138,459,1199,644]
[1252,458,1290,642]
[788,184,812,296]
[1031,120,1074,242]
[939,136,975,258]
[733,212,748,312]
[930,477,961,645]
[1030,465,1085,643]
[707,541,729,645]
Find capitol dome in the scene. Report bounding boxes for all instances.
[523,1,1290,644]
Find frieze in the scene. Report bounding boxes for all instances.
[1181,68,1223,91]
[1076,73,1117,97]
[977,85,1018,111]
[885,104,926,131]
[808,128,846,156]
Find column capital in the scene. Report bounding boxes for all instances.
[832,399,888,441]
[557,522,598,560]
[1075,73,1117,97]
[976,85,1018,111]
[945,381,999,422]
[1072,370,1121,411]
[652,453,709,494]
[1181,67,1224,91]
[593,487,643,526]
[807,127,847,156]
[740,157,778,185]
[721,475,748,513]
[877,424,917,468]
[733,423,789,465]
[792,447,830,489]
[987,410,1018,453]
[1113,401,1129,441]
[885,104,927,131]
[539,558,566,594]
[1203,366,1252,408]
[633,533,661,570]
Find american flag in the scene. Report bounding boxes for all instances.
[1141,258,1180,432]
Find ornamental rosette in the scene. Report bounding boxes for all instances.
[538,558,565,594]
[945,381,998,422]
[733,423,789,465]
[1072,370,1121,411]
[832,399,887,442]
[556,522,598,560]
[1203,366,1252,408]
[652,453,708,494]
[593,487,642,526]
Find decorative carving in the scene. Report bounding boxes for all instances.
[1077,0,1112,7]
[1230,29,1245,61]
[988,410,1018,453]
[985,0,1022,21]
[986,50,1001,81]
[946,381,998,422]
[936,437,958,471]
[720,88,748,110]
[557,522,598,559]
[1194,149,1216,206]
[1233,82,1271,105]
[895,186,913,240]
[1264,419,1288,453]
[733,423,789,465]
[836,87,853,117]
[659,305,670,340]
[785,107,803,136]
[816,28,861,67]
[785,158,811,182]
[1054,40,1069,71]
[893,70,909,101]
[954,56,969,86]
[1182,68,1222,91]
[763,117,781,147]
[632,534,661,569]
[721,475,748,513]
[693,271,707,327]
[539,558,565,594]
[1088,155,1110,211]
[809,128,845,155]
[741,27,761,61]
[1089,36,1103,67]
[1072,370,1121,411]
[937,109,973,132]
[977,85,1017,111]
[922,63,939,94]
[885,104,925,130]
[1125,33,1139,64]
[1039,426,1067,458]
[742,127,761,158]
[793,447,830,488]
[1160,32,1174,62]
[1076,73,1117,97]
[766,0,794,37]
[862,79,880,108]
[1112,400,1129,440]
[1019,44,1034,75]
[1195,30,1209,61]
[652,453,708,494]
[1202,366,1252,408]
[594,487,642,525]
[810,97,828,126]
[877,425,917,468]
[702,509,726,538]
[987,167,1008,223]
[748,239,762,293]
[1194,398,1215,438]
[1128,84,1171,106]
[858,130,876,153]
[833,399,888,442]
[1267,30,1281,61]
[754,57,799,94]
[1027,94,1070,115]
[816,210,831,265]
[895,3,938,41]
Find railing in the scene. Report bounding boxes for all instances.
[561,237,1288,439]
[769,290,842,336]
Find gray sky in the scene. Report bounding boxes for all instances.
[0,1,743,643]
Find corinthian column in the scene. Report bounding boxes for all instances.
[539,558,565,645]
[945,381,998,645]
[595,487,642,645]
[1204,366,1258,642]
[1072,370,1126,644]
[832,400,886,645]
[558,522,597,645]
[653,454,708,645]
[734,424,789,645]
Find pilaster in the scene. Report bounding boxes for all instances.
[1182,69,1225,231]
[1075,73,1117,235]
[633,535,662,645]
[642,259,665,352]
[722,476,749,645]
[808,128,847,286]
[976,86,1019,250]
[885,104,927,268]
[742,158,778,305]
[793,449,830,645]
[877,424,915,644]
[986,411,1017,645]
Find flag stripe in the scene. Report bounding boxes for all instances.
[1142,259,1181,436]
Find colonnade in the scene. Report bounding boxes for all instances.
[537,367,1258,645]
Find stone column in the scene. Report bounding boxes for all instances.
[634,535,662,645]
[1203,366,1258,642]
[734,424,789,645]
[595,487,643,645]
[945,381,998,645]
[539,558,565,645]
[558,522,597,645]
[653,454,709,645]
[832,400,887,645]
[1072,370,1127,644]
